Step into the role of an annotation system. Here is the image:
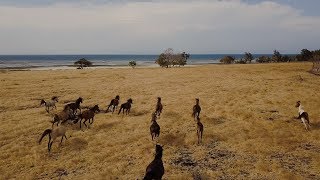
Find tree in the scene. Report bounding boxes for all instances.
[220,56,235,64]
[272,50,282,62]
[155,48,189,67]
[74,58,92,69]
[128,61,137,68]
[243,52,254,63]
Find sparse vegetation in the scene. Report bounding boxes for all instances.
[0,63,319,179]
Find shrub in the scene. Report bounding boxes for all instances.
[74,58,93,69]
[128,61,137,68]
[220,56,235,64]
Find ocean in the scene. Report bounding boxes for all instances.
[0,54,274,69]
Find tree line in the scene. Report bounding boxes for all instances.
[220,49,320,64]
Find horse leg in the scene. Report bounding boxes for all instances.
[83,119,88,128]
[90,117,94,124]
[60,136,64,145]
[301,118,309,130]
[64,135,67,140]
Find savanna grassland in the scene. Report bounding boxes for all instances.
[0,63,320,179]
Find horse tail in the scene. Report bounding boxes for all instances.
[39,129,52,144]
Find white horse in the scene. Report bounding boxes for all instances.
[40,96,59,113]
[295,101,311,130]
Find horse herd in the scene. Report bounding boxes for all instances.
[38,96,310,179]
[38,95,204,179]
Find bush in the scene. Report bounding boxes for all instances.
[220,56,235,64]
[128,61,137,68]
[256,56,271,63]
[74,58,93,69]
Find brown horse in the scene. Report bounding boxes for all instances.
[39,121,69,152]
[51,105,73,127]
[150,112,160,141]
[144,144,164,180]
[107,95,120,113]
[196,117,204,144]
[118,98,133,115]
[77,105,100,129]
[192,98,201,121]
[155,97,163,117]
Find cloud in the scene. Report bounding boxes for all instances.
[0,0,319,54]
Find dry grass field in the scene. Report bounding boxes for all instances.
[0,62,320,179]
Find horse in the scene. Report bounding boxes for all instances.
[192,98,201,120]
[107,95,120,113]
[155,97,163,117]
[76,105,100,129]
[51,105,74,127]
[118,98,133,115]
[38,120,69,152]
[295,101,311,130]
[196,117,204,144]
[40,96,59,113]
[64,97,83,116]
[143,144,165,180]
[150,112,160,141]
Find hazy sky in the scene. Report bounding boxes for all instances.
[0,0,319,54]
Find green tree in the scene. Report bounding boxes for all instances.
[74,58,92,69]
[243,52,254,63]
[256,56,271,63]
[272,50,282,62]
[128,61,137,68]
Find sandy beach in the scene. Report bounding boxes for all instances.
[0,62,320,179]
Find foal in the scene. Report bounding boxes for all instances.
[192,98,201,120]
[118,98,133,115]
[144,144,165,180]
[51,105,73,127]
[196,117,204,144]
[107,95,120,113]
[150,112,160,141]
[155,97,163,117]
[40,96,59,113]
[39,120,68,152]
[295,101,311,130]
[77,105,100,129]
[64,97,83,116]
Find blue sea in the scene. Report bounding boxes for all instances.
[0,54,274,69]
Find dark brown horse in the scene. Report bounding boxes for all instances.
[192,98,201,121]
[196,117,204,144]
[118,98,133,115]
[77,105,100,129]
[155,97,163,117]
[64,97,83,116]
[150,112,160,141]
[144,144,164,180]
[107,95,120,113]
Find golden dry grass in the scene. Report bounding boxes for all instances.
[0,62,320,179]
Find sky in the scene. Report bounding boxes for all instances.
[0,0,319,54]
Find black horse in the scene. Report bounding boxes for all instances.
[118,98,133,115]
[64,97,83,116]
